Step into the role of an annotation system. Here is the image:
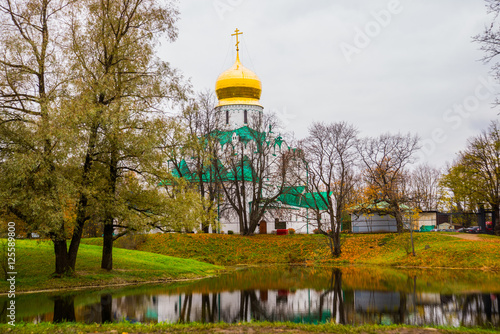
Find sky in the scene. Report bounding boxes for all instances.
[158,0,499,168]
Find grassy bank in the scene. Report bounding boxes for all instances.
[0,322,497,334]
[82,232,500,270]
[0,240,221,293]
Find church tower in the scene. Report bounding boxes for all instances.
[215,29,263,130]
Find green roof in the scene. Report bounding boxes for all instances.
[210,126,265,147]
[164,126,294,186]
[277,186,331,210]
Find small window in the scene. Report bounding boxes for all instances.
[244,110,248,124]
[226,110,229,125]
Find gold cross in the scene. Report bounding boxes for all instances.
[231,28,243,52]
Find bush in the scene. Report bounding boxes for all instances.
[313,229,320,234]
[116,234,148,250]
[227,230,234,235]
[288,228,296,235]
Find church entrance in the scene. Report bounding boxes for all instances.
[259,220,267,234]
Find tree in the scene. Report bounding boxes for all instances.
[456,121,500,233]
[0,0,190,275]
[301,122,358,257]
[474,0,500,105]
[179,91,221,232]
[213,114,296,235]
[0,0,79,275]
[357,133,420,233]
[67,0,186,270]
[408,164,442,211]
[439,160,481,227]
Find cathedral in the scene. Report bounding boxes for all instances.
[174,29,329,234]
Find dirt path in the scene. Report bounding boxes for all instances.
[449,233,484,241]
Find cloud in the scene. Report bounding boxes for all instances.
[159,0,496,167]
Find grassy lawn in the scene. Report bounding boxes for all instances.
[0,239,222,293]
[0,322,497,334]
[82,232,500,270]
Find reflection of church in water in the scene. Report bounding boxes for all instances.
[47,270,498,327]
[12,268,500,326]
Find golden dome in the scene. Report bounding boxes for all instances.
[215,54,262,107]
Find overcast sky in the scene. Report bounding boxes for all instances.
[159,0,499,168]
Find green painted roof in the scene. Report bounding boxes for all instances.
[278,186,331,210]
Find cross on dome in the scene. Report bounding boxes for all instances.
[231,28,243,53]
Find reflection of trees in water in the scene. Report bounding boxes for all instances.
[317,268,346,324]
[178,293,192,323]
[458,294,500,327]
[201,293,218,323]
[52,295,75,323]
[101,294,112,323]
[9,268,500,328]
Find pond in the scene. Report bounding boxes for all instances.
[1,266,499,328]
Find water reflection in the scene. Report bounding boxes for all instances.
[2,267,499,328]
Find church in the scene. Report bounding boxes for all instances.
[173,29,331,235]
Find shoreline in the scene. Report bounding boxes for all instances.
[0,322,497,334]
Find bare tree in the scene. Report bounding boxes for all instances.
[301,122,358,257]
[357,133,420,233]
[213,113,296,235]
[474,0,500,105]
[180,91,221,232]
[409,164,442,211]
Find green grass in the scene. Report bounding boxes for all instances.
[0,322,497,334]
[0,239,222,293]
[82,232,500,270]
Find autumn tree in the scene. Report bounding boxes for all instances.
[0,0,191,275]
[357,133,420,233]
[301,122,358,257]
[67,0,187,270]
[444,121,500,233]
[0,0,79,275]
[439,160,481,227]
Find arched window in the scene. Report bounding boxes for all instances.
[244,110,248,124]
[226,110,229,125]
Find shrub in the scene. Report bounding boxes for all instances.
[288,228,296,235]
[116,234,148,250]
[313,229,320,234]
[227,230,234,235]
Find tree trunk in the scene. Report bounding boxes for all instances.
[101,144,118,271]
[332,232,341,257]
[394,208,404,233]
[68,120,100,269]
[53,239,70,276]
[493,203,500,235]
[101,222,113,271]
